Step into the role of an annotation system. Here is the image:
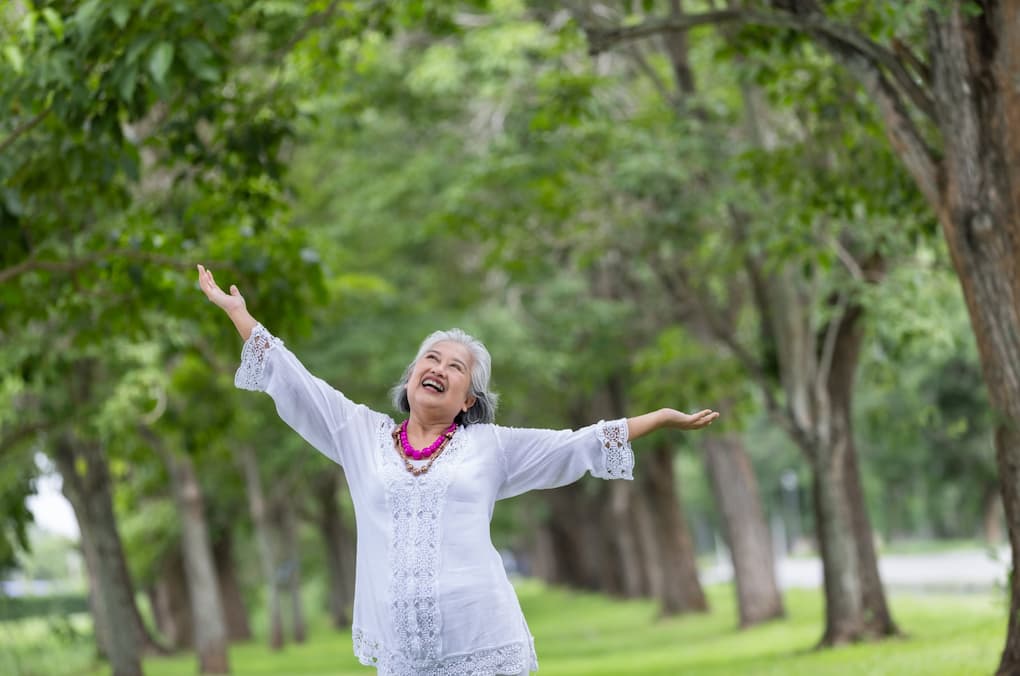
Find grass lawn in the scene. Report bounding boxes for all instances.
[3,581,1003,675]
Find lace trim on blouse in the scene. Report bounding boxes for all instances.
[374,419,469,664]
[234,323,282,391]
[592,419,634,480]
[353,628,535,676]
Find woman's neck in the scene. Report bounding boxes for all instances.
[406,412,457,445]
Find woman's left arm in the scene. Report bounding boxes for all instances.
[627,408,719,441]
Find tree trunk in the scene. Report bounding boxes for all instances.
[214,535,253,642]
[538,482,608,591]
[811,450,864,645]
[604,480,647,598]
[629,487,664,599]
[314,471,355,629]
[148,430,230,674]
[53,435,145,676]
[984,488,1004,546]
[702,436,783,626]
[926,7,1020,672]
[642,444,708,615]
[151,549,193,650]
[827,308,898,637]
[80,526,111,659]
[237,445,284,650]
[276,502,306,644]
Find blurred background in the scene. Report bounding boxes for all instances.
[0,1,1011,674]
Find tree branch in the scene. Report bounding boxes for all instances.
[623,43,677,109]
[0,422,49,458]
[270,0,344,61]
[0,249,238,285]
[0,107,52,156]
[649,255,799,442]
[585,6,940,207]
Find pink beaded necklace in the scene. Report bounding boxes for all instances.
[399,420,457,461]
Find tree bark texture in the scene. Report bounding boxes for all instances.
[827,308,898,637]
[237,445,285,650]
[214,535,253,642]
[629,486,664,600]
[276,502,307,644]
[702,436,784,626]
[811,451,864,645]
[640,444,707,615]
[926,6,1020,671]
[984,488,1005,545]
[314,471,356,629]
[151,549,193,650]
[77,517,111,659]
[604,480,648,598]
[542,482,607,591]
[53,435,145,676]
[158,442,231,674]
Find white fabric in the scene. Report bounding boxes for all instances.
[236,324,635,676]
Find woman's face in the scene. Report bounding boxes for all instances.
[406,340,477,421]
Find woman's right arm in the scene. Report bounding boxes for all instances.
[196,264,367,467]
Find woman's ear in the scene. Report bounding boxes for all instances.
[462,395,477,413]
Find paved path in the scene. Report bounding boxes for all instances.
[702,546,1011,592]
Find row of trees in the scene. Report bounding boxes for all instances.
[0,1,1009,674]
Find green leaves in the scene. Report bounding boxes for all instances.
[40,8,65,41]
[147,41,174,85]
[2,45,23,73]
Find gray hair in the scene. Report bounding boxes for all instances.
[390,328,499,425]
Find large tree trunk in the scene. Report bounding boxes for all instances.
[314,471,355,629]
[276,502,307,644]
[537,481,615,592]
[702,436,783,626]
[78,520,111,659]
[604,480,647,598]
[145,427,230,674]
[53,435,146,676]
[214,535,253,642]
[543,482,606,591]
[237,445,285,650]
[811,449,864,645]
[827,308,898,637]
[926,7,1020,672]
[151,549,193,650]
[629,486,664,600]
[641,444,707,615]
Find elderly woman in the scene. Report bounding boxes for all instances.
[197,264,718,676]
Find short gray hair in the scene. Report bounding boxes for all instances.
[390,328,499,425]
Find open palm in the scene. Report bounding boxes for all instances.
[660,408,719,430]
[197,264,245,314]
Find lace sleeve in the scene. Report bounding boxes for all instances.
[592,418,634,480]
[235,323,282,391]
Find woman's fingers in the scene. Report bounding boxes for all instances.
[197,263,224,300]
[688,409,719,428]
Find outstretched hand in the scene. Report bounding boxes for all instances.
[197,264,245,314]
[658,408,719,430]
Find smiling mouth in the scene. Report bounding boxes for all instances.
[421,377,446,393]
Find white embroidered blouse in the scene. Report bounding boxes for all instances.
[235,324,635,676]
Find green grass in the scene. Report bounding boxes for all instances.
[3,582,1003,675]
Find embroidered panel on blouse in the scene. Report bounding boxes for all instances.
[593,418,634,480]
[234,323,282,391]
[371,418,469,665]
